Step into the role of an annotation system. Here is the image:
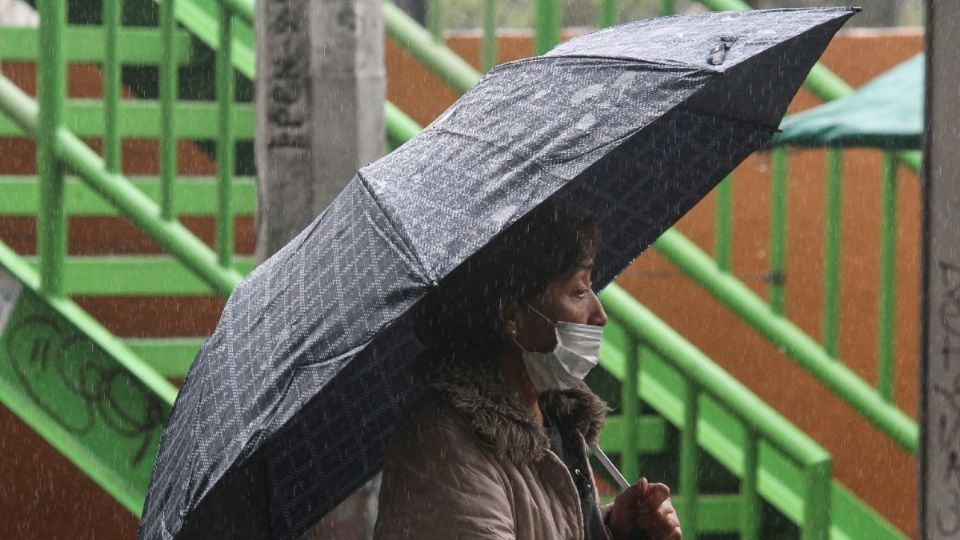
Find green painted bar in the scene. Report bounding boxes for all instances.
[680,382,700,540]
[385,102,424,151]
[622,337,640,483]
[23,256,256,296]
[740,432,760,540]
[383,3,480,94]
[660,0,675,16]
[125,337,205,377]
[481,0,498,72]
[160,0,179,221]
[0,76,244,297]
[0,176,257,216]
[599,415,666,455]
[823,148,842,358]
[599,0,616,28]
[877,152,898,402]
[0,26,193,64]
[601,310,905,540]
[669,495,741,533]
[37,0,66,297]
[650,230,918,453]
[801,460,832,540]
[714,175,733,272]
[428,0,443,41]
[0,100,254,139]
[0,241,178,517]
[217,5,235,268]
[769,148,788,315]
[102,0,122,174]
[603,283,846,463]
[222,0,254,22]
[534,0,561,56]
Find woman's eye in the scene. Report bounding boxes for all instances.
[573,289,588,298]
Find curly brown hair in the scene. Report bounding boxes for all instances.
[413,200,600,375]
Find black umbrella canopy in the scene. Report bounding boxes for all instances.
[140,7,856,539]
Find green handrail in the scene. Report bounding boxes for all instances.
[601,283,833,540]
[383,3,480,94]
[0,76,245,297]
[653,228,918,453]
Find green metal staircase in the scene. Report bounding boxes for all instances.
[0,0,913,538]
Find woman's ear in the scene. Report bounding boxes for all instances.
[497,296,521,338]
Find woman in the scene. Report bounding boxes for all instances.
[374,202,681,540]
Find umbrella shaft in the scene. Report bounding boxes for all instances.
[589,443,631,492]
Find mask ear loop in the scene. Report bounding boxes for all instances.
[524,302,556,327]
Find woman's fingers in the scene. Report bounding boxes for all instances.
[635,483,681,539]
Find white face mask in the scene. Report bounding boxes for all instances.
[513,304,605,392]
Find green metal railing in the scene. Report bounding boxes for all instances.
[601,283,834,540]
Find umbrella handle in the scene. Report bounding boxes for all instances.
[589,443,631,492]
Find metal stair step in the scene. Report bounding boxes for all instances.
[0,240,176,516]
[0,176,256,216]
[21,256,256,296]
[0,25,194,64]
[124,337,205,378]
[0,99,253,138]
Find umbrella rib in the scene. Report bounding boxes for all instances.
[355,171,437,285]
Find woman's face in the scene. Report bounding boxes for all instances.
[515,261,608,353]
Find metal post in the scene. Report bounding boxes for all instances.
[740,431,760,540]
[769,148,788,315]
[534,0,561,56]
[481,0,497,72]
[599,0,616,28]
[659,0,674,16]
[102,0,122,174]
[622,337,640,483]
[822,148,843,358]
[427,0,442,41]
[37,0,66,297]
[801,459,832,540]
[920,2,960,537]
[160,0,178,220]
[217,4,235,268]
[877,151,898,402]
[680,382,700,540]
[714,174,733,272]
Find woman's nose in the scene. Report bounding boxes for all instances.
[589,290,608,327]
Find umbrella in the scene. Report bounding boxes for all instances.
[140,7,856,539]
[770,53,923,149]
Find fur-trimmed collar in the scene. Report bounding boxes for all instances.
[421,356,609,464]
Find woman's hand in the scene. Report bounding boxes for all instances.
[608,477,681,540]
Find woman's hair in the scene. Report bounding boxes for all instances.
[413,201,600,375]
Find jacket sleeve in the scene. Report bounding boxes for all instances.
[373,415,516,540]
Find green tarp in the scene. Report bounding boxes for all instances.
[770,54,923,149]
